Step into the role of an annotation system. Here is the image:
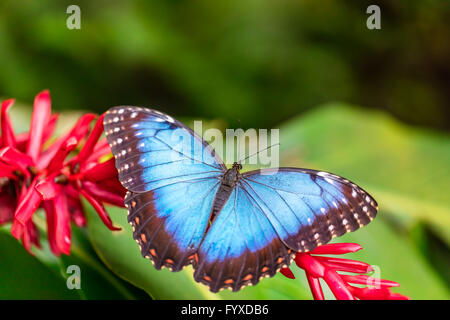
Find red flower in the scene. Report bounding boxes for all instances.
[280,243,410,300]
[0,90,126,255]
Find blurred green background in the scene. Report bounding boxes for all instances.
[0,0,449,299]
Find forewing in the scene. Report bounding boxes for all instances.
[240,168,378,252]
[104,106,225,192]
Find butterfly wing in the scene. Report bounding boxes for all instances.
[193,167,377,292]
[193,185,293,293]
[104,106,225,192]
[104,106,226,271]
[240,168,378,252]
[124,180,220,271]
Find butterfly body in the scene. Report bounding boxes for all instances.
[210,162,242,222]
[104,106,378,293]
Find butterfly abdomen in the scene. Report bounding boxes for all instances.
[209,167,240,226]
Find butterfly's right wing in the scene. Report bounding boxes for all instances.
[240,168,378,252]
[104,106,225,271]
[193,167,378,293]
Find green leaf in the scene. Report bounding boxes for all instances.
[280,104,450,235]
[60,227,150,300]
[85,205,217,299]
[0,230,80,299]
[86,205,313,300]
[30,212,149,300]
[338,217,450,299]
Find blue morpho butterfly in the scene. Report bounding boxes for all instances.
[104,106,378,293]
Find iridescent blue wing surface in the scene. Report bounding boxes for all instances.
[240,168,378,252]
[194,168,377,292]
[104,106,225,192]
[194,185,292,292]
[104,106,226,271]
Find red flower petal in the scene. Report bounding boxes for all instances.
[79,188,121,231]
[67,113,97,142]
[83,157,118,182]
[0,146,34,177]
[36,114,95,170]
[310,243,363,255]
[36,177,62,200]
[26,220,40,249]
[76,114,105,165]
[348,285,392,300]
[341,274,400,288]
[12,178,42,236]
[295,253,326,278]
[83,138,111,166]
[95,177,127,198]
[63,189,86,225]
[43,200,60,256]
[13,132,28,151]
[65,184,81,198]
[306,274,324,300]
[67,195,86,227]
[315,256,373,274]
[287,244,408,300]
[11,222,25,242]
[35,136,66,170]
[42,114,59,145]
[21,223,32,253]
[0,188,16,224]
[52,194,72,255]
[82,180,124,207]
[27,90,51,162]
[1,99,17,147]
[323,268,355,300]
[280,267,295,279]
[1,92,128,257]
[47,137,78,173]
[16,220,40,253]
[0,161,18,179]
[388,293,410,300]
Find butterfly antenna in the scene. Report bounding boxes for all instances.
[238,142,280,164]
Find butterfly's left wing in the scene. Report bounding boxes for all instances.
[240,168,378,252]
[104,106,226,271]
